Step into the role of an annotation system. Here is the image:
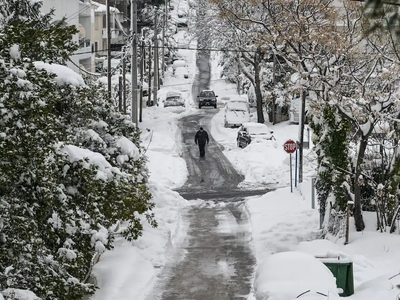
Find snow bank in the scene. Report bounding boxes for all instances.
[254,251,340,300]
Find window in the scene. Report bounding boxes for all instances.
[95,16,100,30]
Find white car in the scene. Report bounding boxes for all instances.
[224,102,251,128]
[172,59,187,70]
[163,91,185,107]
[254,252,341,300]
[220,94,249,107]
[174,66,189,79]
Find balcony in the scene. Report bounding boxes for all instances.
[79,1,91,17]
[102,29,120,40]
[74,38,92,60]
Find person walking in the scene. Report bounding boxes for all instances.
[194,127,209,158]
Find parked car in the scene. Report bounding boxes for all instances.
[229,95,249,105]
[237,122,274,148]
[254,252,340,300]
[224,102,251,128]
[174,66,189,79]
[197,90,218,109]
[163,91,185,107]
[177,1,189,17]
[219,94,249,107]
[172,59,187,70]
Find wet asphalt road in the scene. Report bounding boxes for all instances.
[144,13,269,299]
[145,110,263,300]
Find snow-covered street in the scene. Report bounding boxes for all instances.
[90,8,400,300]
[3,0,400,300]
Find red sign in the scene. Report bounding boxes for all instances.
[284,140,297,154]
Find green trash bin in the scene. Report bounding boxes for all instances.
[320,258,354,297]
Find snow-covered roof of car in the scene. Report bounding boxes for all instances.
[242,122,267,128]
[158,89,182,101]
[224,94,247,101]
[242,122,272,134]
[226,102,248,111]
[166,91,182,97]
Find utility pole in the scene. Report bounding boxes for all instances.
[148,43,152,106]
[131,0,138,125]
[161,1,167,78]
[106,0,112,98]
[122,47,127,114]
[118,74,123,111]
[139,33,145,122]
[153,13,158,106]
[272,53,276,125]
[236,55,240,94]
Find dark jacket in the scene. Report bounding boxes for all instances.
[195,130,209,145]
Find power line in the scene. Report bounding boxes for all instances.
[71,44,263,56]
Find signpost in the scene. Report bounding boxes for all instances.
[284,140,297,192]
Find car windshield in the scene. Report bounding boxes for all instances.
[200,91,215,97]
[247,126,269,135]
[227,102,248,112]
[166,96,181,101]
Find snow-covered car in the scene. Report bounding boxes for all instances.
[254,252,341,300]
[229,95,249,106]
[220,94,249,107]
[163,91,185,107]
[237,122,274,148]
[174,66,189,79]
[224,102,251,128]
[172,59,187,70]
[177,1,189,17]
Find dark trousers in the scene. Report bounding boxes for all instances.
[198,142,206,157]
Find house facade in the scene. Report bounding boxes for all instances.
[41,0,96,73]
[91,1,124,62]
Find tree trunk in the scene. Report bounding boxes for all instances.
[254,61,265,124]
[354,138,367,231]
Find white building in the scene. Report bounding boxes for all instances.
[91,1,124,59]
[41,0,95,73]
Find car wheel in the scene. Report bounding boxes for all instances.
[199,104,202,109]
[214,104,217,108]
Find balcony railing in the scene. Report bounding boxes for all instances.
[79,38,91,48]
[102,29,120,40]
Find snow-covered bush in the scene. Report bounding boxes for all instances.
[0,1,155,299]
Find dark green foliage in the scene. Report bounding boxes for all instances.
[0,1,155,299]
[0,0,78,64]
[310,105,352,219]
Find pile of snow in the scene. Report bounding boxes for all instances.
[254,251,340,300]
[90,184,189,300]
[33,62,85,86]
[59,144,121,181]
[116,136,140,164]
[1,289,40,300]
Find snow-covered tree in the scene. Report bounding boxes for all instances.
[0,1,155,299]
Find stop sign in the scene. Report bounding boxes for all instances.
[284,140,297,154]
